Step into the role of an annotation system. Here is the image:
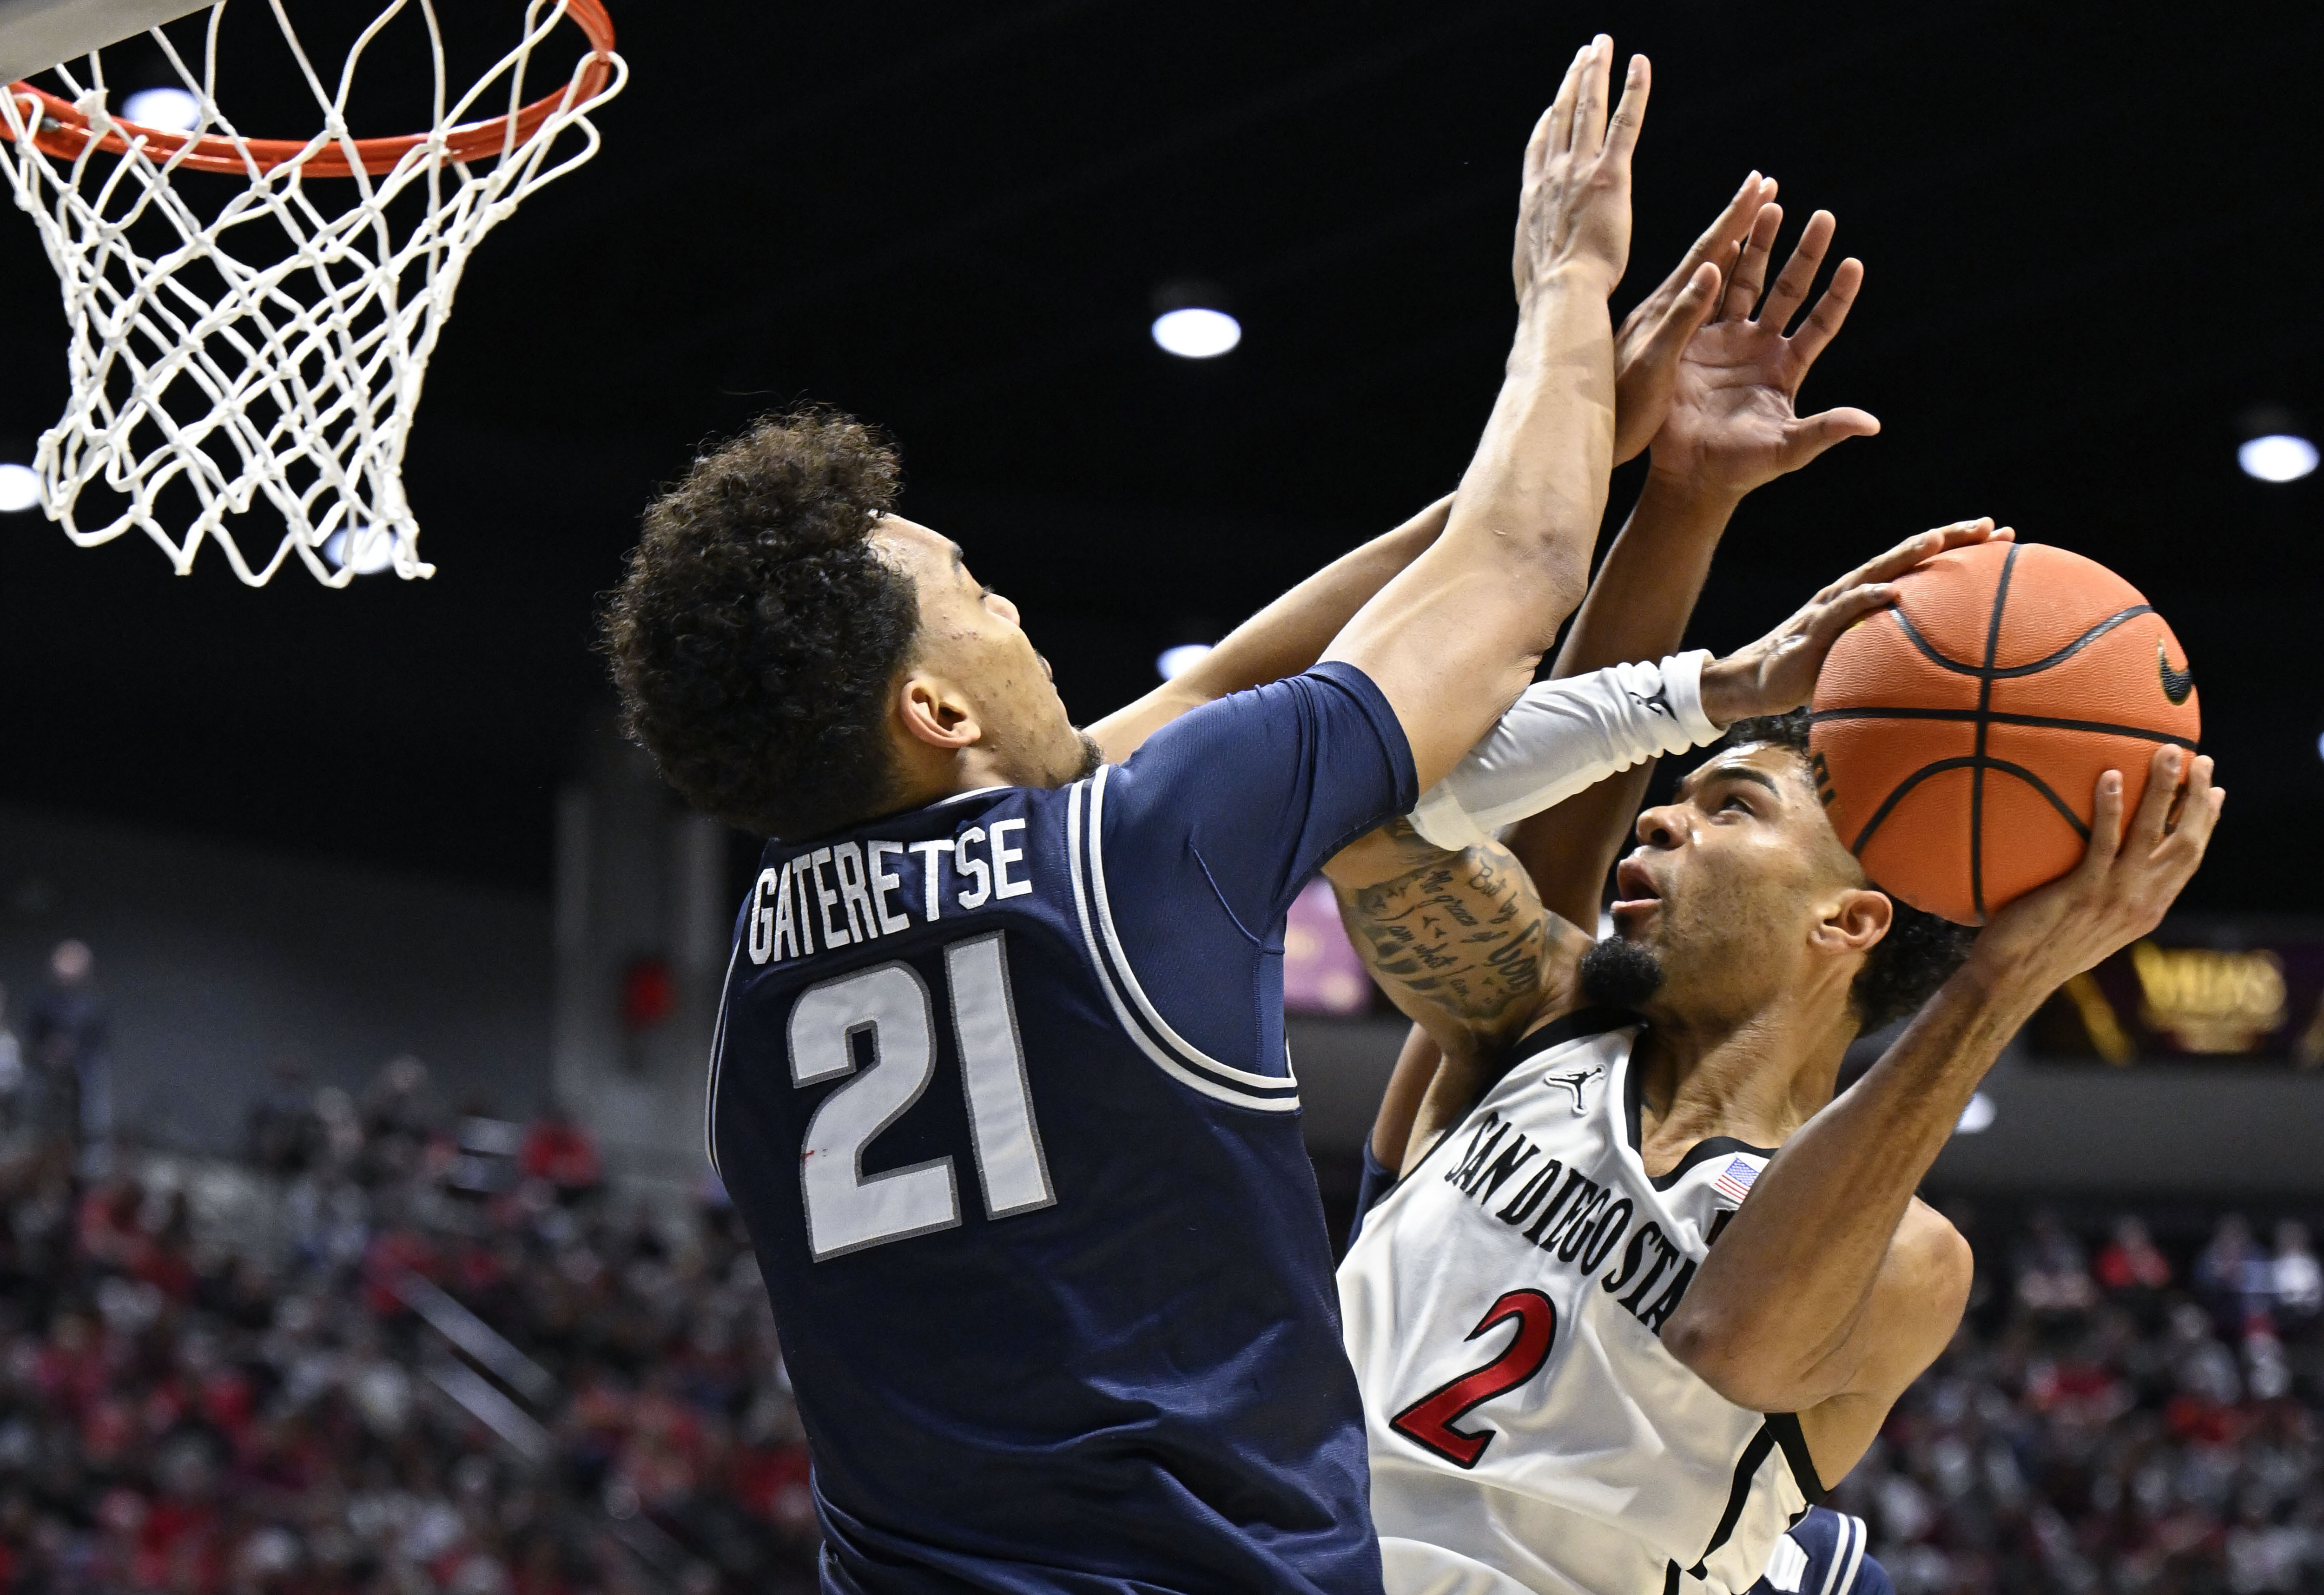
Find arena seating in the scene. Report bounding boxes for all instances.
[0,1058,2315,1593]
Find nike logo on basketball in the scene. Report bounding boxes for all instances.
[2157,645,2194,706]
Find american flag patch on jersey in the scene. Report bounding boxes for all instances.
[1712,1156,1759,1205]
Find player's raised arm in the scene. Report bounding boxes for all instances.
[1323,38,1645,791]
[1663,745,2225,1467]
[1515,200,1878,927]
[1090,168,1793,772]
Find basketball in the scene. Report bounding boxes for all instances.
[1808,541,2200,925]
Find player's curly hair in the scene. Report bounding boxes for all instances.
[1718,710,1976,1032]
[601,409,917,841]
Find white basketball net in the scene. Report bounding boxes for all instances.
[0,1,626,585]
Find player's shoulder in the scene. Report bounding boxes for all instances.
[1894,1195,1974,1303]
[1116,662,1403,776]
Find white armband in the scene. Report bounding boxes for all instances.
[1407,651,1723,852]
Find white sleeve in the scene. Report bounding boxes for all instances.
[1406,651,1724,851]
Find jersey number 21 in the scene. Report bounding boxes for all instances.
[788,930,1055,1260]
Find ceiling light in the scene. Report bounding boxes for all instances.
[2238,433,2318,483]
[323,526,397,575]
[0,463,39,513]
[1152,307,1240,360]
[122,86,202,132]
[1155,642,1213,680]
[1954,1092,1995,1134]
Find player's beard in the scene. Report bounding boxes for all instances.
[1578,934,1664,1010]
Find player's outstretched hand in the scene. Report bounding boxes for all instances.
[1697,518,2010,725]
[1611,172,1776,464]
[1646,204,1879,500]
[1512,36,1649,310]
[1973,744,2223,974]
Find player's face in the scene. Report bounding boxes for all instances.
[872,518,1096,788]
[1606,744,1869,1023]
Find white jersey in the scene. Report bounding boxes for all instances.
[1340,1010,1823,1595]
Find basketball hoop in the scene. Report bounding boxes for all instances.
[0,1,626,585]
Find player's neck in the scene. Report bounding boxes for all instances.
[1631,994,1855,1171]
[889,739,1043,811]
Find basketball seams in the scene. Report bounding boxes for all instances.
[1968,544,2021,922]
[1809,706,2198,749]
[1885,603,2155,679]
[1980,760,2092,842]
[1844,752,2087,852]
[1848,757,1980,855]
[1985,605,2153,677]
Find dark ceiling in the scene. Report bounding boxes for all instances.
[0,0,2317,911]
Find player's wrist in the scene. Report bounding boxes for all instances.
[1955,932,2067,1019]
[1642,449,1752,514]
[1517,261,1619,322]
[1635,458,1748,531]
[1696,655,1763,728]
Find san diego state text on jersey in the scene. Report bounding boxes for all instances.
[708,665,1415,1594]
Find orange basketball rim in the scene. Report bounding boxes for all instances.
[9,0,614,178]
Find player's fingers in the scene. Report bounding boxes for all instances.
[1788,257,1864,369]
[1838,517,1995,593]
[1808,582,1899,641]
[2147,758,2221,902]
[1720,202,1783,321]
[1647,176,1775,327]
[1601,51,1651,165]
[1638,260,1721,366]
[2128,745,2186,852]
[1574,36,1614,158]
[1709,239,1744,321]
[1779,407,1882,472]
[2159,753,2217,848]
[1758,209,1835,334]
[1670,172,1774,299]
[2080,771,2127,873]
[1521,97,1558,187]
[1547,45,1588,155]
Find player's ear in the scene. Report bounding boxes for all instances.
[1810,886,1893,957]
[897,672,983,753]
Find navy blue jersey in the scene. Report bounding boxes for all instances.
[708,664,1415,1593]
[1347,1141,1395,1253]
[1750,1508,1891,1595]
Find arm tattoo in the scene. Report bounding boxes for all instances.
[1333,817,1552,1041]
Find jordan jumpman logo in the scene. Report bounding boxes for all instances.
[1546,1065,1603,1116]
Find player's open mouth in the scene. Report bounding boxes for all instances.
[1609,858,1661,923]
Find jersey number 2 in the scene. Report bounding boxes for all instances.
[1389,1288,1557,1468]
[789,931,1055,1260]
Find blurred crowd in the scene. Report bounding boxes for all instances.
[0,959,820,1594]
[0,939,2319,1594]
[1834,1208,2324,1595]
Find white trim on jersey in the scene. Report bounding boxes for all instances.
[1762,1534,1809,1594]
[926,785,1013,808]
[703,932,746,1181]
[1066,771,1301,1113]
[1817,1515,1867,1595]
